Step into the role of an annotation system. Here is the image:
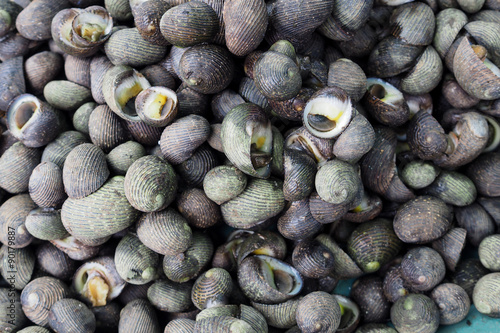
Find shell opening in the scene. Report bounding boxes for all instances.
[141,87,178,121]
[80,270,110,307]
[484,116,500,152]
[14,101,37,129]
[484,58,500,78]
[115,75,149,116]
[73,11,111,43]
[367,79,404,106]
[303,95,352,139]
[258,255,302,296]
[250,121,273,172]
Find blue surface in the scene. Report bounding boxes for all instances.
[333,278,500,332]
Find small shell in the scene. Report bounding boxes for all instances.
[27,162,65,208]
[211,89,245,122]
[24,51,63,95]
[7,94,62,148]
[0,56,25,111]
[177,188,221,229]
[160,1,218,47]
[20,277,71,327]
[102,65,151,122]
[431,228,467,272]
[291,238,335,279]
[283,149,316,202]
[36,242,76,281]
[400,46,443,95]
[277,199,322,241]
[73,256,126,306]
[122,119,164,147]
[48,299,95,333]
[135,86,178,127]
[239,77,269,111]
[316,233,363,280]
[163,231,213,283]
[433,8,468,58]
[466,152,500,197]
[456,203,496,247]
[115,233,160,285]
[389,2,435,46]
[351,275,391,324]
[347,218,402,273]
[401,246,446,292]
[315,159,361,205]
[61,176,139,239]
[203,165,247,205]
[25,208,68,241]
[285,126,335,163]
[90,54,113,104]
[251,298,300,329]
[0,244,35,290]
[368,36,424,77]
[383,265,412,303]
[89,104,131,153]
[43,80,92,111]
[136,208,193,256]
[72,102,96,136]
[253,50,301,101]
[296,291,341,333]
[0,142,42,193]
[308,191,350,224]
[106,141,147,175]
[41,131,88,168]
[0,194,37,248]
[104,28,167,67]
[64,55,91,88]
[430,283,470,325]
[303,86,353,139]
[221,103,273,178]
[390,294,440,333]
[160,114,211,165]
[147,279,193,312]
[132,0,170,46]
[124,155,177,212]
[118,299,161,333]
[327,58,367,102]
[452,259,491,299]
[191,268,233,310]
[221,178,285,229]
[175,144,218,188]
[406,110,447,161]
[363,78,410,127]
[425,170,477,207]
[50,236,100,261]
[479,235,500,271]
[400,160,440,190]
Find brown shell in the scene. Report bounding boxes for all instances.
[15,0,70,41]
[64,55,91,88]
[35,242,76,281]
[268,88,314,122]
[407,110,447,160]
[442,74,481,109]
[136,208,193,256]
[431,283,470,325]
[383,265,413,303]
[211,89,245,122]
[0,142,41,194]
[20,277,71,327]
[223,0,267,57]
[363,79,410,127]
[88,104,130,153]
[175,144,219,188]
[140,65,176,89]
[176,83,211,118]
[431,228,467,272]
[393,196,453,244]
[176,188,221,229]
[28,161,66,208]
[24,51,63,95]
[467,152,500,197]
[62,143,109,199]
[453,37,500,100]
[160,114,211,165]
[132,0,170,46]
[122,119,164,147]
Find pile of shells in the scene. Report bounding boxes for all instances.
[1,0,500,332]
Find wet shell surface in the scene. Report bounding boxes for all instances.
[296,291,341,333]
[124,155,177,212]
[191,267,233,310]
[48,298,96,333]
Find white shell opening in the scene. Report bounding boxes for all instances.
[367,77,404,106]
[8,94,41,136]
[115,71,151,116]
[303,95,352,139]
[141,87,178,120]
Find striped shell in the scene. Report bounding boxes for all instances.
[41,131,88,169]
[118,299,161,333]
[0,142,41,194]
[61,176,139,239]
[0,194,37,248]
[148,279,193,312]
[28,161,66,208]
[62,143,110,199]
[88,104,130,153]
[48,298,96,333]
[191,268,233,310]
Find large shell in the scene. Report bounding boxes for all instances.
[191,268,233,310]
[0,142,41,194]
[115,233,160,285]
[0,244,35,290]
[178,44,234,94]
[136,208,193,256]
[160,1,218,47]
[124,155,177,212]
[25,208,68,241]
[16,0,69,41]
[20,277,71,327]
[61,176,139,239]
[221,178,285,229]
[177,188,221,229]
[401,246,446,292]
[221,103,272,178]
[277,199,322,241]
[223,0,267,57]
[62,143,109,199]
[203,165,247,205]
[118,299,161,333]
[393,196,452,244]
[296,291,341,333]
[453,37,500,100]
[315,159,361,205]
[430,283,470,325]
[160,114,211,165]
[390,294,440,333]
[48,298,96,333]
[0,56,25,111]
[24,51,63,95]
[43,80,92,111]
